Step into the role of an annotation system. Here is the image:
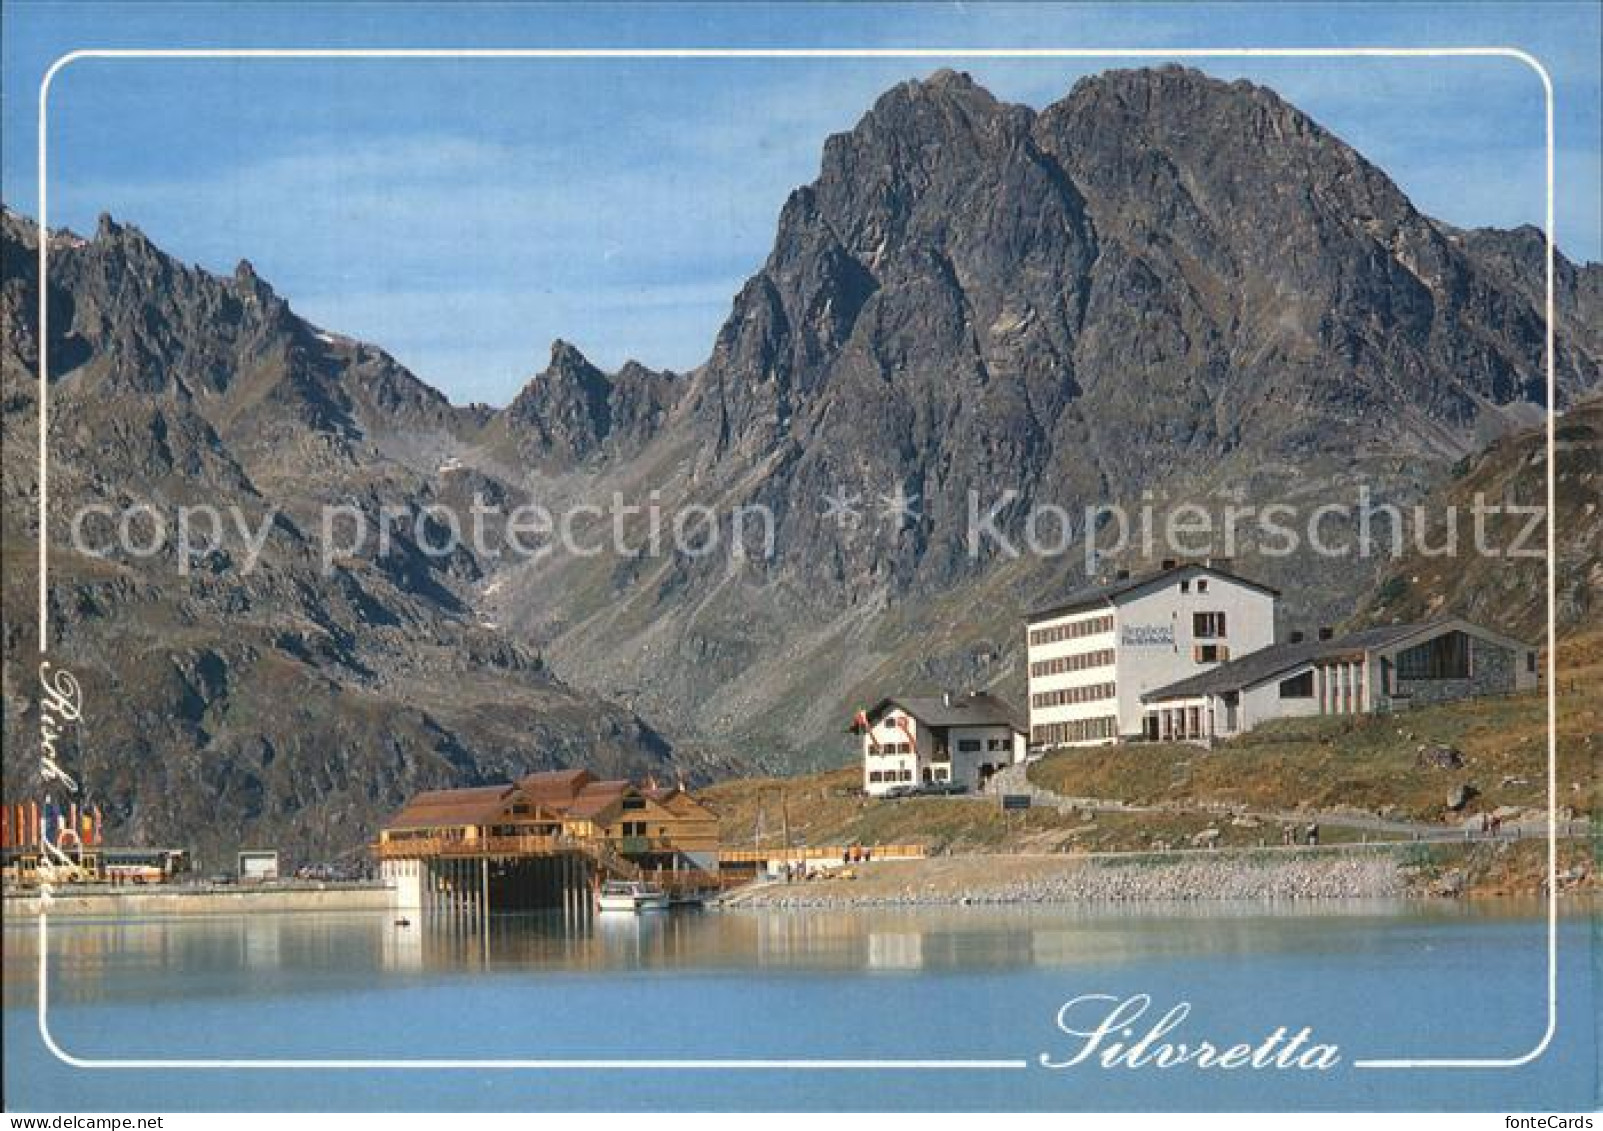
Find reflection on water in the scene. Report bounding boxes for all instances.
[2,899,1594,1111]
[1,897,1570,1010]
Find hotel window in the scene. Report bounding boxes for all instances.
[1279,671,1315,699]
[1527,651,1537,674]
[958,739,982,753]
[987,738,1010,751]
[1029,647,1116,678]
[1031,683,1115,708]
[1180,580,1191,593]
[1197,579,1209,593]
[1030,716,1117,745]
[1396,632,1470,680]
[1193,611,1227,639]
[1028,614,1114,647]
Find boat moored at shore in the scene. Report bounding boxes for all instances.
[596,880,671,913]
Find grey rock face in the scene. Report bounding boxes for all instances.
[497,66,1600,766]
[1,208,696,866]
[487,341,680,469]
[4,65,1600,857]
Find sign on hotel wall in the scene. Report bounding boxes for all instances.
[1121,625,1176,647]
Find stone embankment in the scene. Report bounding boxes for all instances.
[722,851,1406,910]
[5,882,393,917]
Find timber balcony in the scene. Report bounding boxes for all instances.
[373,832,711,861]
[375,833,564,859]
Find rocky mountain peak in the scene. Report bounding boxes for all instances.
[885,66,1005,116]
[490,338,683,469]
[4,65,1599,853]
[497,340,619,467]
[1,210,687,861]
[545,337,599,375]
[821,64,1029,192]
[91,212,164,256]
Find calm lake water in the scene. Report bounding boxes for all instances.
[2,899,1596,1111]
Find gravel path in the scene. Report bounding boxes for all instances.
[985,762,1581,840]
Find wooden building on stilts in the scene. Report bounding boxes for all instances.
[374,770,720,919]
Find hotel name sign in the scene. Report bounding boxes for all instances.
[1120,624,1175,648]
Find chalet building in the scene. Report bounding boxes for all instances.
[376,769,720,888]
[853,692,1027,796]
[1140,618,1540,744]
[1025,561,1279,748]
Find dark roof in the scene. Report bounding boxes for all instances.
[1027,563,1279,622]
[864,692,1025,733]
[646,787,716,818]
[518,768,594,799]
[516,771,634,820]
[385,784,518,829]
[387,770,713,830]
[1142,623,1426,701]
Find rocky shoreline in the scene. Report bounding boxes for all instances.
[721,851,1410,909]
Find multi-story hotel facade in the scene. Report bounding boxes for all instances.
[1024,562,1279,748]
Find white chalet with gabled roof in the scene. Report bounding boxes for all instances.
[852,692,1027,796]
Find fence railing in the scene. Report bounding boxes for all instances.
[374,833,567,860]
[718,843,927,865]
[375,833,917,871]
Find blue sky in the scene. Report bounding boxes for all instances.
[3,2,1599,406]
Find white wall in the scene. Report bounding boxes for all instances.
[1110,571,1277,738]
[1239,667,1322,730]
[863,711,919,795]
[945,724,1022,789]
[1025,607,1118,744]
[382,858,422,913]
[863,711,1022,794]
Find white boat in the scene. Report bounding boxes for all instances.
[595,880,670,913]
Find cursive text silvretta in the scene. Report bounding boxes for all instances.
[1041,994,1341,1071]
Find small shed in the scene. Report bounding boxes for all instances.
[237,849,279,882]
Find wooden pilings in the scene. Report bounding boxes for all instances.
[418,850,594,924]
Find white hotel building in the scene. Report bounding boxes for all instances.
[1024,562,1278,747]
